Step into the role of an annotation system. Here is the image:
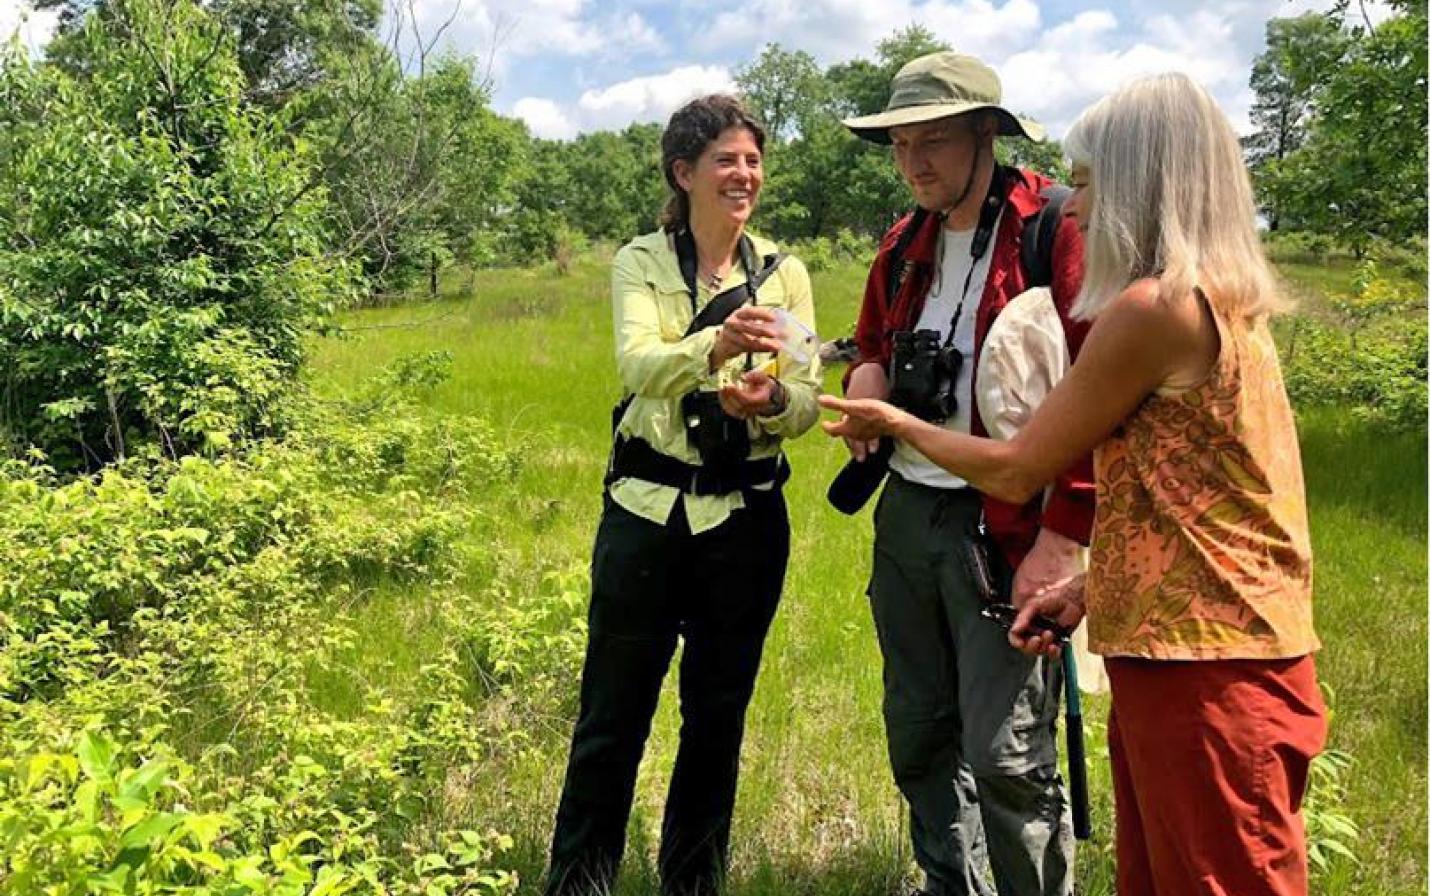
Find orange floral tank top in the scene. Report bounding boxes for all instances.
[1086,295,1320,660]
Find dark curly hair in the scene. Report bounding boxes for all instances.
[659,94,766,230]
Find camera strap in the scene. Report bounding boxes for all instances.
[674,229,786,337]
[940,163,1010,351]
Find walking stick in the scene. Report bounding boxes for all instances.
[1063,647,1092,840]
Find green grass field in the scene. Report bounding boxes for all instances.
[308,256,1426,895]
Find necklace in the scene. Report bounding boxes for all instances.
[699,265,726,291]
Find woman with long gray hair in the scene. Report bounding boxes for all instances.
[822,73,1325,895]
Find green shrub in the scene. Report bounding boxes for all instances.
[1279,255,1427,431]
[0,0,357,470]
[1,729,519,895]
[785,230,875,273]
[1264,230,1340,265]
[0,354,554,893]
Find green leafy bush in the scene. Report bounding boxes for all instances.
[1,729,519,895]
[0,0,357,470]
[1279,256,1426,431]
[0,353,579,893]
[1263,230,1339,265]
[785,230,875,273]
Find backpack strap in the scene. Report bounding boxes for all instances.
[1021,184,1072,288]
[883,207,930,302]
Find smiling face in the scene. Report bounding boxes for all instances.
[889,114,990,213]
[1064,162,1092,233]
[673,126,763,228]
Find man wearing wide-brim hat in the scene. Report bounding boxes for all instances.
[834,51,1093,896]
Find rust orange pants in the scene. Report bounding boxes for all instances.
[1105,655,1327,896]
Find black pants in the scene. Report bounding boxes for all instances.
[544,490,790,896]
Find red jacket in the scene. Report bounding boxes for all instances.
[845,167,1094,569]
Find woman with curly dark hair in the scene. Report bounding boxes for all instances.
[543,94,820,896]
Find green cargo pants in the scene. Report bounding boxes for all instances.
[870,474,1073,896]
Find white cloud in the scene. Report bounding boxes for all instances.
[916,0,1042,53]
[991,2,1292,137]
[611,11,662,52]
[391,0,662,80]
[576,64,736,121]
[0,0,59,53]
[512,96,578,139]
[704,0,1043,63]
[513,65,736,137]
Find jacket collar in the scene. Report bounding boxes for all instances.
[902,166,1047,265]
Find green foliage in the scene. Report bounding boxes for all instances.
[1278,254,1426,430]
[997,137,1069,185]
[1305,748,1361,875]
[213,0,382,106]
[314,49,524,292]
[735,44,827,144]
[496,137,571,262]
[0,351,568,892]
[498,124,665,264]
[2,729,520,895]
[1246,7,1427,249]
[784,230,875,273]
[39,0,384,107]
[1262,230,1340,264]
[1243,14,1349,231]
[0,0,356,469]
[563,125,665,244]
[1302,684,1361,877]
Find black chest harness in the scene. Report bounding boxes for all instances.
[604,231,789,496]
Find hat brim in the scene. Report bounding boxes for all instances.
[842,103,1045,145]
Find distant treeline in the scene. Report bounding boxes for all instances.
[0,0,1423,467]
[24,1,1426,288]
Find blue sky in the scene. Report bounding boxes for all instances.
[2,0,1396,141]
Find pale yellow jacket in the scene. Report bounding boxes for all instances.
[609,229,820,534]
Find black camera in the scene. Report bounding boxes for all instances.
[681,390,750,470]
[888,329,962,423]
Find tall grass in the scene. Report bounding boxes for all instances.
[307,256,1426,895]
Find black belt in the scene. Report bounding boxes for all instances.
[607,435,787,496]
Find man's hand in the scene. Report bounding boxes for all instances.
[1008,573,1087,657]
[1011,527,1084,609]
[839,363,891,461]
[719,370,782,419]
[709,306,782,370]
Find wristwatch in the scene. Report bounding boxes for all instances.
[763,378,789,417]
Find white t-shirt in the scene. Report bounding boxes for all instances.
[889,216,1000,489]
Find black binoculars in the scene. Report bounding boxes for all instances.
[888,329,962,424]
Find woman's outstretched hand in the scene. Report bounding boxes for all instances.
[818,395,910,443]
[1008,574,1088,657]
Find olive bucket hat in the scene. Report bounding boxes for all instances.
[842,51,1045,145]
